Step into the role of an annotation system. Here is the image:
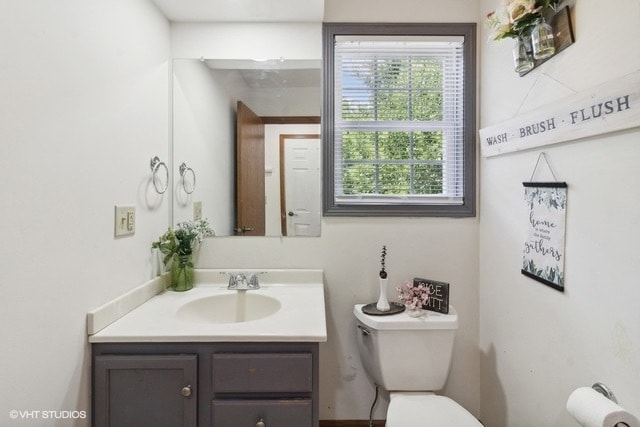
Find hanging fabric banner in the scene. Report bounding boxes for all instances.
[522,182,568,291]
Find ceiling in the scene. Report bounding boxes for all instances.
[149,0,325,22]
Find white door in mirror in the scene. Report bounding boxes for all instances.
[284,136,321,236]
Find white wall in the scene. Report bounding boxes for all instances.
[0,1,169,425]
[173,60,235,234]
[243,84,321,117]
[170,22,322,60]
[195,0,482,421]
[478,1,640,426]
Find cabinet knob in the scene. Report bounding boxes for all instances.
[256,418,266,427]
[181,385,192,397]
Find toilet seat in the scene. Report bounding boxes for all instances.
[387,393,483,427]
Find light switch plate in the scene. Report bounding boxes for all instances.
[114,205,135,237]
[193,201,202,220]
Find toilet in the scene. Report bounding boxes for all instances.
[354,304,482,427]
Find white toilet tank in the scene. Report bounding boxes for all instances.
[354,304,458,391]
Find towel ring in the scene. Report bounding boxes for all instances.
[150,156,169,194]
[179,162,196,194]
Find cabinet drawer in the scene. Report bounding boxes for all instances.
[212,353,312,393]
[212,399,312,426]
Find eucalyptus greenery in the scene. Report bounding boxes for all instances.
[152,219,215,266]
[522,258,564,286]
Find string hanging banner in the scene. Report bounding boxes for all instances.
[480,70,640,157]
[522,181,567,292]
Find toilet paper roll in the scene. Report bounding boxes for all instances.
[566,387,640,427]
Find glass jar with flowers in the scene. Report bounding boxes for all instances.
[396,281,431,318]
[152,219,214,291]
[486,0,560,73]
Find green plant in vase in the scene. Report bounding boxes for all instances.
[152,219,214,291]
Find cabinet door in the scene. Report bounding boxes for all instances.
[94,354,197,427]
[212,399,312,427]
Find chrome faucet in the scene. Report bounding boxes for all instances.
[226,273,261,290]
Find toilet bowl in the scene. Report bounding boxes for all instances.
[354,304,482,427]
[387,393,481,426]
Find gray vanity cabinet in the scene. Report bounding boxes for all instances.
[93,354,197,427]
[92,342,319,427]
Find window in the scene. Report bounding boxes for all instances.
[322,23,476,217]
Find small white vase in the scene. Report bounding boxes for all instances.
[376,278,390,311]
[407,308,425,318]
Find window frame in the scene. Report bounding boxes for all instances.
[322,22,477,217]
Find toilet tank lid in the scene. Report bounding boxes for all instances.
[354,304,458,330]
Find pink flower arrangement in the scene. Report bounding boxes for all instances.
[396,281,431,310]
[486,0,560,40]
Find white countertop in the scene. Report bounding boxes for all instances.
[88,269,327,343]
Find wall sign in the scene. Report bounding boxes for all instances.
[521,182,567,291]
[414,277,449,314]
[480,70,640,157]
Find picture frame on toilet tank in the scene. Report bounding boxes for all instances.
[521,182,568,292]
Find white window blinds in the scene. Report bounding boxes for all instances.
[334,35,465,205]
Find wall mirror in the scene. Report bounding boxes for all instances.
[172,58,322,237]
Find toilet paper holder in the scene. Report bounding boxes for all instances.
[592,382,618,404]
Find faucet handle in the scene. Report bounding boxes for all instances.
[248,273,260,289]
[227,273,236,289]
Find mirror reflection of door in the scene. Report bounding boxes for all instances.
[280,135,321,236]
[236,101,265,236]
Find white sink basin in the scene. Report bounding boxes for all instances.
[88,269,327,343]
[176,292,281,324]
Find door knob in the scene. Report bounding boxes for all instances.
[288,211,296,216]
[181,385,192,397]
[256,418,266,427]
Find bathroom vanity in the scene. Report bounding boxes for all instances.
[92,341,318,426]
[88,269,326,427]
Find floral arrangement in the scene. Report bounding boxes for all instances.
[396,281,431,311]
[152,219,215,266]
[486,0,560,40]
